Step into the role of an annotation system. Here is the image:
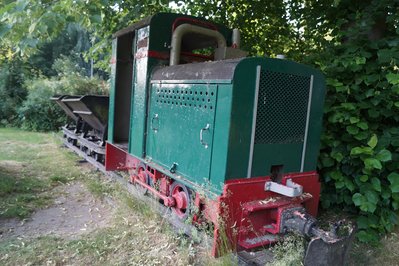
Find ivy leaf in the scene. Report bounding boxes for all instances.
[341,103,356,110]
[321,157,335,167]
[353,193,376,213]
[353,193,364,206]
[368,109,379,118]
[364,158,382,170]
[359,175,369,182]
[363,202,377,213]
[331,151,344,162]
[330,171,343,181]
[356,229,379,243]
[351,146,373,155]
[347,125,359,135]
[344,178,355,192]
[335,181,345,189]
[367,134,378,148]
[371,177,381,192]
[382,188,391,199]
[355,57,366,65]
[350,117,360,124]
[386,73,399,85]
[354,131,369,141]
[365,190,379,205]
[376,149,392,162]
[357,122,368,130]
[387,172,399,193]
[378,49,396,63]
[357,216,369,229]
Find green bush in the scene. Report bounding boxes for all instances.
[18,74,108,131]
[317,36,399,242]
[0,59,28,126]
[18,79,66,131]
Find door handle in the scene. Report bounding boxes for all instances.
[200,123,210,149]
[151,114,159,131]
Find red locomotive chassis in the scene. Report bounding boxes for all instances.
[105,142,320,256]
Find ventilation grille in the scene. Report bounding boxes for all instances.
[155,87,216,110]
[255,70,311,144]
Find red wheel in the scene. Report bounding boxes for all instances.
[170,182,191,220]
[136,164,149,195]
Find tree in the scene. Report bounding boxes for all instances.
[182,0,340,61]
[0,0,171,68]
[0,57,29,124]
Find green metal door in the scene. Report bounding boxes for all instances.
[146,83,217,183]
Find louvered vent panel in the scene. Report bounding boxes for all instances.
[255,70,311,144]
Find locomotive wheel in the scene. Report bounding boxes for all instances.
[170,182,191,220]
[136,165,149,195]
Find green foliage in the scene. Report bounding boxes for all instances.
[0,0,171,70]
[182,0,327,59]
[0,58,29,125]
[176,0,399,243]
[18,75,107,131]
[18,80,67,131]
[18,56,108,131]
[28,24,92,77]
[316,0,399,242]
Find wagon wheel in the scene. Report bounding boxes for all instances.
[94,153,104,163]
[136,164,149,195]
[170,182,191,220]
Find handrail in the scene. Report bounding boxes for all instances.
[169,23,226,66]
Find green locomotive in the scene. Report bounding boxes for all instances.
[54,12,354,265]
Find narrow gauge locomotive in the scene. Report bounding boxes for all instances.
[54,13,354,265]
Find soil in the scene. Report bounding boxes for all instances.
[0,182,113,240]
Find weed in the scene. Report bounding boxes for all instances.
[117,188,155,218]
[84,176,114,199]
[266,233,305,266]
[50,175,71,184]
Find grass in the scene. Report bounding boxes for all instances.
[0,128,212,265]
[349,230,399,266]
[0,163,199,265]
[0,128,82,219]
[0,173,51,218]
[266,234,305,266]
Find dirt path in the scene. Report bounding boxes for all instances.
[0,182,113,240]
